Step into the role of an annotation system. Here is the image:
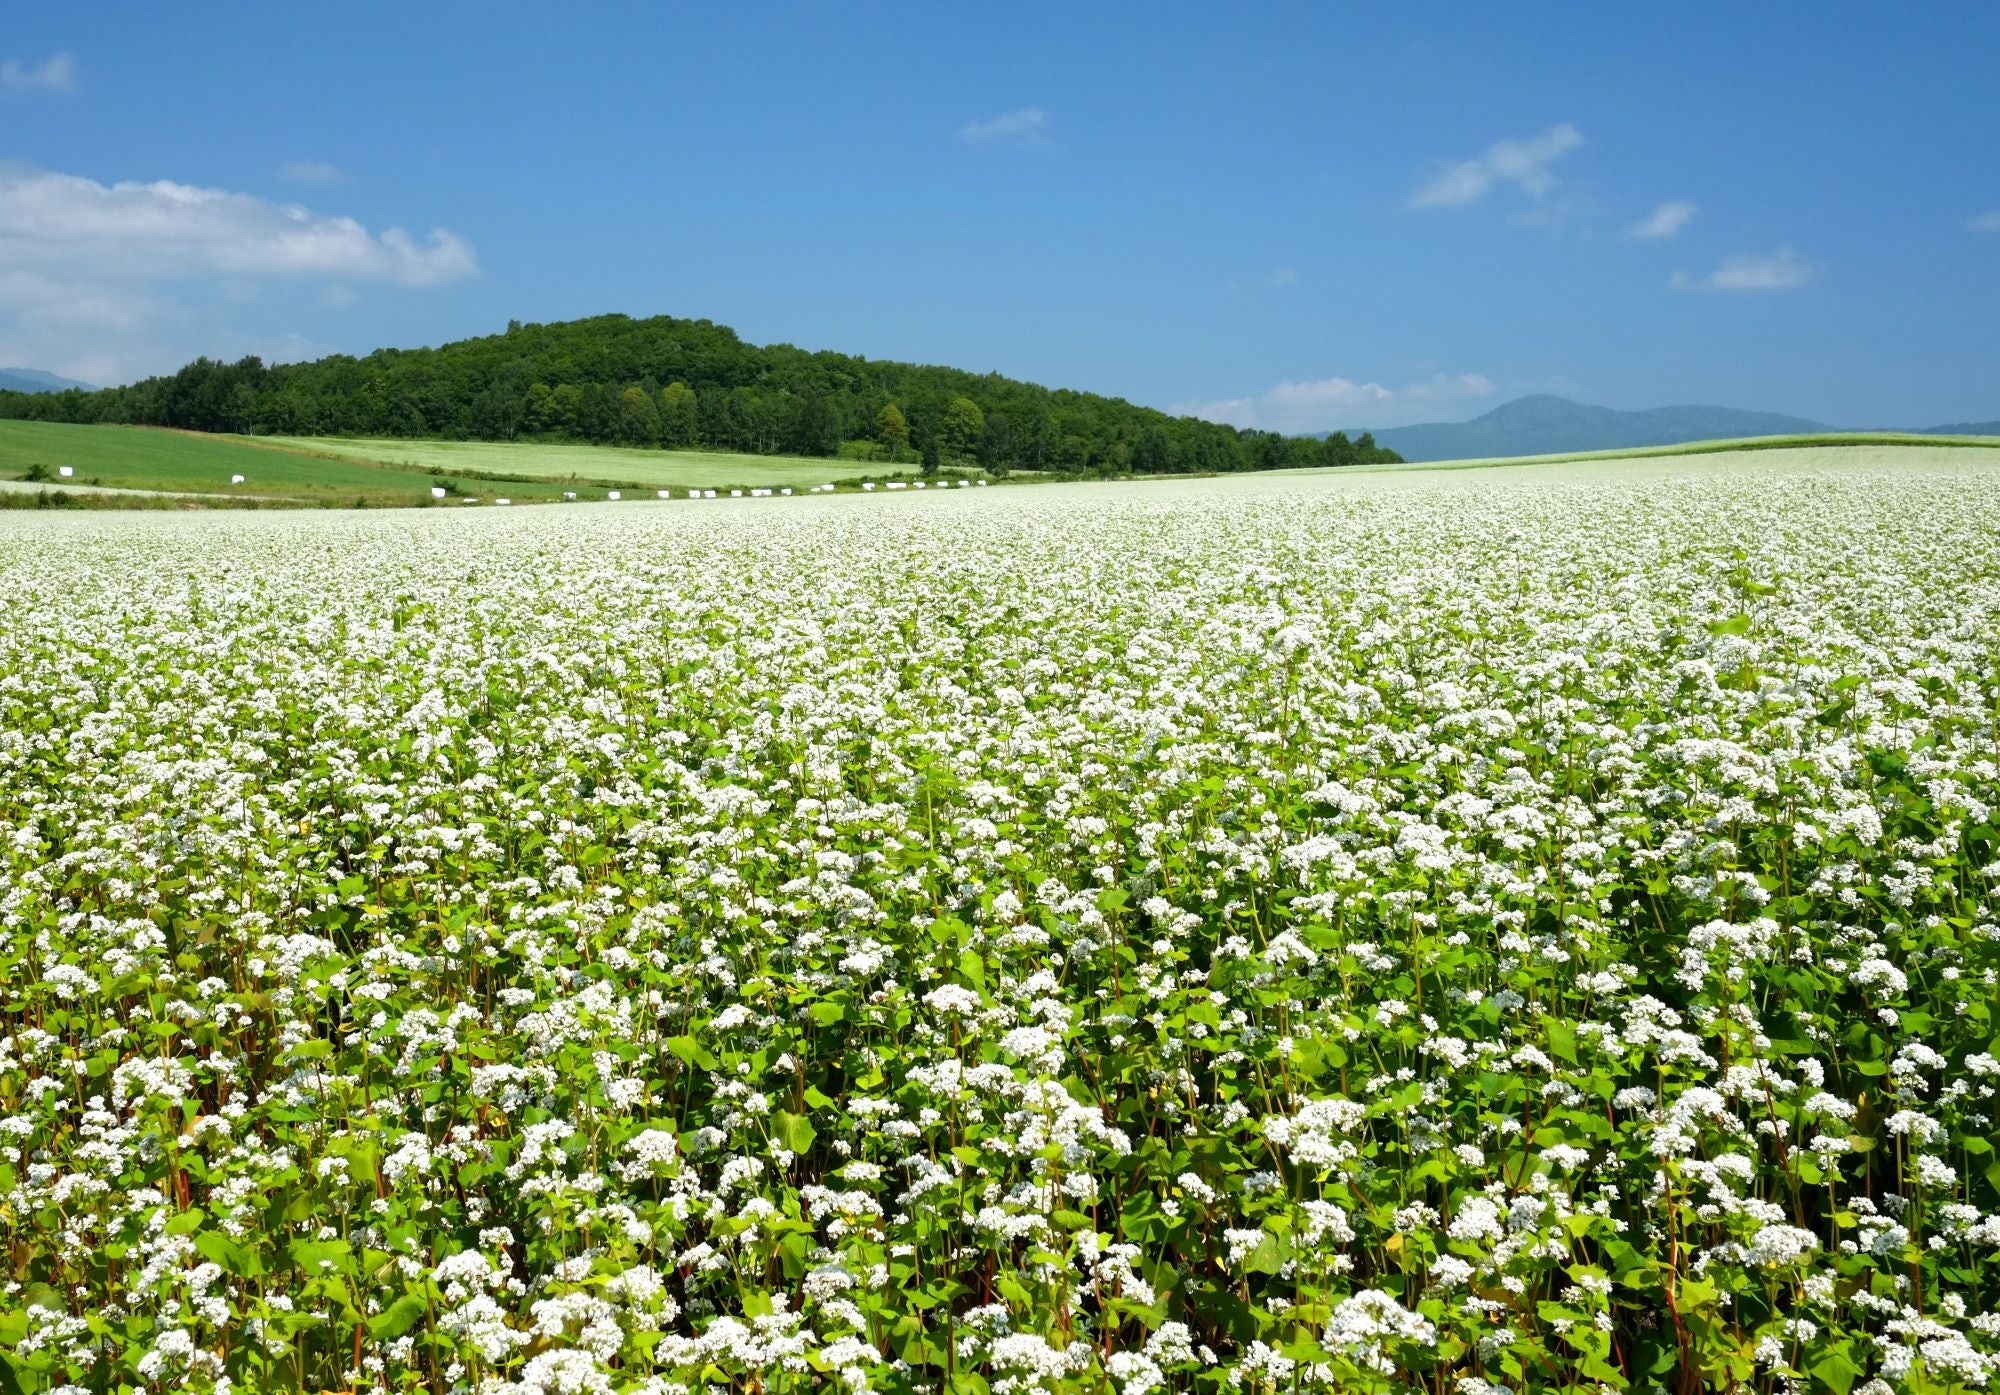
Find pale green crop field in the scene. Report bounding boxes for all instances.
[263,436,912,488]
[1369,430,2000,474]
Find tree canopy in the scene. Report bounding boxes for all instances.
[0,313,1401,474]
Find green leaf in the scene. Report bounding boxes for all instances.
[666,1034,717,1069]
[775,1110,817,1155]
[368,1293,429,1341]
[1811,1346,1861,1395]
[1243,1231,1284,1275]
[291,1238,353,1274]
[193,1229,260,1277]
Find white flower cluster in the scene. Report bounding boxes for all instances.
[2,448,1999,1392]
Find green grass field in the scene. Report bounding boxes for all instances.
[0,422,579,504]
[0,423,905,504]
[8,421,1996,508]
[263,436,907,489]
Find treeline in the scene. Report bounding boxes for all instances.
[0,313,1399,474]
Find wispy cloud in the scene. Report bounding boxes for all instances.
[1670,247,1815,293]
[1968,209,2000,233]
[1173,371,1496,433]
[1630,199,1697,239]
[960,107,1049,145]
[1410,124,1583,209]
[1,52,76,95]
[1269,267,1299,288]
[279,160,347,185]
[0,269,150,331]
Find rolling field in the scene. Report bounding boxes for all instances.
[263,436,909,489]
[3,444,1998,1392]
[0,421,571,504]
[0,422,908,505]
[1363,429,2000,475]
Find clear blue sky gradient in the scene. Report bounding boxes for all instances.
[4,3,1996,427]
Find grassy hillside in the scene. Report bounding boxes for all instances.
[0,422,486,503]
[0,421,923,505]
[13,421,1994,508]
[0,421,593,504]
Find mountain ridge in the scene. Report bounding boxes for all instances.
[1358,395,1832,462]
[0,368,95,395]
[1348,394,2000,461]
[1925,419,2000,437]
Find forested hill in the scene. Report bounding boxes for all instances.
[0,314,1399,475]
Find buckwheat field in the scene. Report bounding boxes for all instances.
[4,447,1999,1395]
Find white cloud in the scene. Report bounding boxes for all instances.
[1630,199,1697,239]
[0,164,478,385]
[1670,246,1815,292]
[0,165,479,285]
[1270,267,1299,288]
[960,107,1049,145]
[1173,371,1495,433]
[1968,209,2000,233]
[279,160,347,185]
[56,352,121,387]
[1410,124,1582,209]
[0,269,150,330]
[1,53,76,95]
[211,328,343,366]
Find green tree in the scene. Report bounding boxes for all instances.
[981,412,1016,474]
[920,434,940,477]
[942,395,984,464]
[875,403,910,462]
[698,388,734,450]
[1019,407,1052,474]
[523,382,557,435]
[549,384,583,434]
[0,309,1393,471]
[471,385,524,440]
[737,388,783,454]
[576,383,619,441]
[659,382,700,448]
[1133,425,1174,474]
[788,393,840,457]
[617,386,661,445]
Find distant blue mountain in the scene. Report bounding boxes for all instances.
[1359,395,1833,463]
[0,368,95,394]
[1925,419,2000,436]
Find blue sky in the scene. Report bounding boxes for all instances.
[2,3,1996,428]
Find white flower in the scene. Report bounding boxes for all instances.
[1744,1223,1819,1268]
